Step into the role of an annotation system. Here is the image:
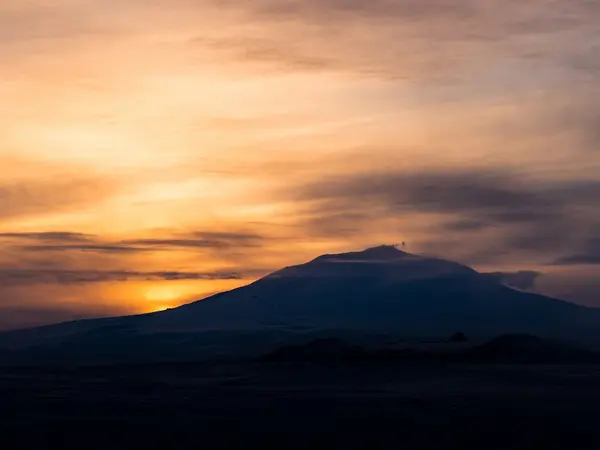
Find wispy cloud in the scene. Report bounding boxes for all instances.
[0,269,245,286]
[0,232,95,241]
[19,245,154,254]
[0,229,268,254]
[121,239,241,250]
[553,254,600,266]
[0,175,118,223]
[182,0,600,82]
[551,235,600,266]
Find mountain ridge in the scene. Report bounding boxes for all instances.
[1,245,599,361]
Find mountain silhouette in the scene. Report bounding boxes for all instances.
[1,245,600,361]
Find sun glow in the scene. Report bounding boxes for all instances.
[141,285,190,312]
[144,286,180,304]
[139,280,245,313]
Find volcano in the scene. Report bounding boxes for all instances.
[1,245,599,361]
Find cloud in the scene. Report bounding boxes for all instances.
[13,0,595,81]
[0,229,268,254]
[0,269,245,286]
[294,169,600,264]
[0,2,118,39]
[299,170,581,225]
[19,244,154,254]
[442,219,491,232]
[121,239,241,250]
[551,236,600,266]
[483,271,542,291]
[0,232,95,241]
[297,211,374,238]
[5,1,600,87]
[192,231,265,242]
[536,266,600,307]
[183,0,600,82]
[0,175,117,223]
[553,254,600,266]
[118,231,266,251]
[233,0,600,32]
[0,228,272,286]
[0,230,153,254]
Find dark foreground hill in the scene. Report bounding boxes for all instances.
[261,334,600,364]
[2,246,600,363]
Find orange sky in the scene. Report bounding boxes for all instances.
[2,1,600,329]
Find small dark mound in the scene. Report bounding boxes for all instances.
[468,334,600,363]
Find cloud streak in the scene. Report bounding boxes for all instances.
[0,229,268,254]
[0,269,245,286]
[18,245,154,254]
[0,175,118,223]
[551,235,600,266]
[0,232,95,241]
[184,0,600,82]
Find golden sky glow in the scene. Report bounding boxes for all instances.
[2,1,600,329]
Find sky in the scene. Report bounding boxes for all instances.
[1,0,600,330]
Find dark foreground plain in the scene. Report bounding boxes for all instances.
[3,361,600,449]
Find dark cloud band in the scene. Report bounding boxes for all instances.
[0,269,244,285]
